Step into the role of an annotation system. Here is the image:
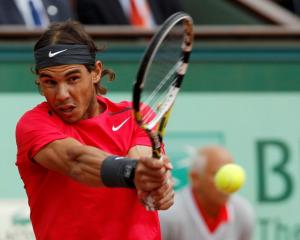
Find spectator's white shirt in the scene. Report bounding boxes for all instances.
[159,187,255,240]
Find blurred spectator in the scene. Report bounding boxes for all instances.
[75,0,183,28]
[159,145,255,240]
[0,0,74,28]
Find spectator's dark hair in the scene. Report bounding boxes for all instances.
[34,20,115,95]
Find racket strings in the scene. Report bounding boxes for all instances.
[141,62,179,122]
[137,19,186,128]
[142,78,177,123]
[141,35,183,124]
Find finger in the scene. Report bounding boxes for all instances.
[150,182,171,198]
[147,173,174,208]
[139,157,166,170]
[138,169,168,182]
[150,179,174,202]
[146,170,173,188]
[140,185,174,211]
[154,188,175,210]
[135,164,169,182]
[145,196,155,210]
[157,195,175,210]
[137,189,148,201]
[135,178,164,192]
[162,156,173,170]
[138,190,156,210]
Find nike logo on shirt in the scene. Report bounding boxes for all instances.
[112,117,130,131]
[48,49,68,58]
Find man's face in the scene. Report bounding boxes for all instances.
[37,63,101,123]
[192,150,232,207]
[200,160,230,206]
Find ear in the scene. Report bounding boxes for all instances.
[92,60,103,84]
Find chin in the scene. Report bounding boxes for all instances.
[214,194,229,205]
[56,109,82,123]
[220,196,229,205]
[59,114,81,124]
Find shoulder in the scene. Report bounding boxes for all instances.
[98,96,132,114]
[16,102,62,137]
[230,195,254,213]
[17,102,50,127]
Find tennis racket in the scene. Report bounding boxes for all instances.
[132,12,194,209]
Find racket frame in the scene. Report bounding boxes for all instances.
[133,12,194,159]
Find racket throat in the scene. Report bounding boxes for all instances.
[147,130,162,158]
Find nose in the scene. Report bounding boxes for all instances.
[56,83,70,102]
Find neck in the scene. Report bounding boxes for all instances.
[192,189,223,217]
[85,95,104,119]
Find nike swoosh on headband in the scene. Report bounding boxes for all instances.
[48,49,68,58]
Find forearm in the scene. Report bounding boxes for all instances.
[34,138,141,188]
[66,143,109,186]
[34,138,109,186]
[34,139,171,194]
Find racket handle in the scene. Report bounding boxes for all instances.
[152,149,161,159]
[145,196,155,211]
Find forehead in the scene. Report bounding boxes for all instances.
[38,64,87,76]
[206,159,228,174]
[204,150,232,173]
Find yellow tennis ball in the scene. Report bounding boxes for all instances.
[214,163,246,193]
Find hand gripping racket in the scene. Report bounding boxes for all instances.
[132,12,194,210]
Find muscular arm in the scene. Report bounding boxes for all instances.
[33,139,172,198]
[33,137,109,187]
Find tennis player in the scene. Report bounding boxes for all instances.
[159,146,255,240]
[15,20,174,240]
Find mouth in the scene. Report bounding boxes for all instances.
[57,104,76,116]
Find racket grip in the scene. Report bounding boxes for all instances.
[145,170,171,211]
[145,196,155,211]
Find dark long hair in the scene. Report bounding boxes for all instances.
[34,20,115,95]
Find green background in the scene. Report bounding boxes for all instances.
[2,41,300,93]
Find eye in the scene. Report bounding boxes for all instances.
[67,76,80,84]
[42,79,57,88]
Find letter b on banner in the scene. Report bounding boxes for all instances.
[256,140,293,202]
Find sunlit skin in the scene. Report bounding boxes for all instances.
[190,146,233,217]
[36,61,103,123]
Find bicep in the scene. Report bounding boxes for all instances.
[34,137,108,186]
